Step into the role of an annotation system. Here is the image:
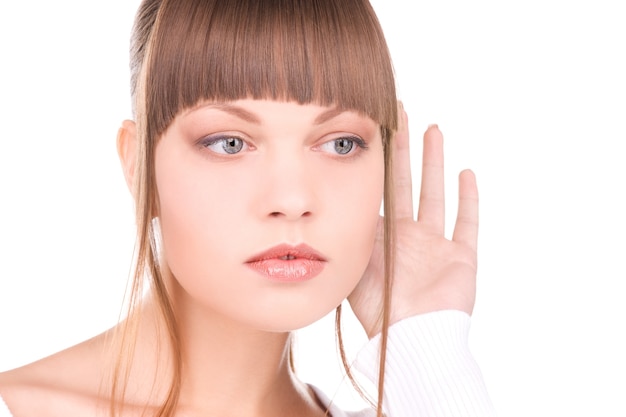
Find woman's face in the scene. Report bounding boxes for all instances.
[154,99,384,331]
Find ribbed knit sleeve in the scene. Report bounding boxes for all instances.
[354,310,496,417]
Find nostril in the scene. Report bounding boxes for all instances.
[268,211,312,218]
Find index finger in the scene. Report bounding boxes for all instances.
[393,102,414,220]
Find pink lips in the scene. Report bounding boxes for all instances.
[245,243,327,282]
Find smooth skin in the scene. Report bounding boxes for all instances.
[0,101,479,417]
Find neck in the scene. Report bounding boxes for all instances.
[122,285,324,417]
[174,291,296,415]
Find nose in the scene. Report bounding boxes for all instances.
[256,150,317,221]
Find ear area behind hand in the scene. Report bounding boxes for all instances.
[116,119,137,196]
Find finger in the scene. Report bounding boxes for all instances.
[393,102,414,220]
[417,124,445,234]
[452,169,479,250]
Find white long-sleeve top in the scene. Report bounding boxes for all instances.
[0,310,495,416]
[314,310,495,416]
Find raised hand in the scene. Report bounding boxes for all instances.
[348,105,479,338]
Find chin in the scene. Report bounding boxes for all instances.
[255,311,334,333]
[245,302,342,333]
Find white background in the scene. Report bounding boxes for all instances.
[1,1,625,416]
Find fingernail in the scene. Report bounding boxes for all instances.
[428,123,439,129]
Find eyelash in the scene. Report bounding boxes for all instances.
[199,135,250,155]
[317,136,368,157]
[198,134,368,157]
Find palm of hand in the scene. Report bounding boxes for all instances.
[349,108,479,338]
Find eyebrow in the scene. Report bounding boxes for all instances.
[191,102,348,125]
[313,107,346,125]
[207,103,261,124]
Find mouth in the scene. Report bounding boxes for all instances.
[247,243,327,262]
[245,243,327,282]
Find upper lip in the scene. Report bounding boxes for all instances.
[245,243,327,262]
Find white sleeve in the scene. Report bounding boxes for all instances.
[353,310,496,417]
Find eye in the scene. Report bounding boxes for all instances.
[201,135,247,155]
[319,136,367,156]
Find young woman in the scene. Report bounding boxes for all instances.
[0,0,494,416]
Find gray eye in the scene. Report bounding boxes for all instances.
[221,137,244,154]
[333,138,354,155]
[319,135,366,156]
[202,136,247,155]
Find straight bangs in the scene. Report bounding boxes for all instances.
[137,0,398,140]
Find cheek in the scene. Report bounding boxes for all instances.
[154,156,276,330]
[153,146,249,298]
[157,181,257,271]
[301,155,385,308]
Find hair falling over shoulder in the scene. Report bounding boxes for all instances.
[110,1,398,416]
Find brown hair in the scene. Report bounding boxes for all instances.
[114,0,397,416]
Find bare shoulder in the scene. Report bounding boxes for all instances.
[0,333,111,417]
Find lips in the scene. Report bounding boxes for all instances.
[245,243,327,282]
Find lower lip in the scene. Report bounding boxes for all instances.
[246,259,325,282]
